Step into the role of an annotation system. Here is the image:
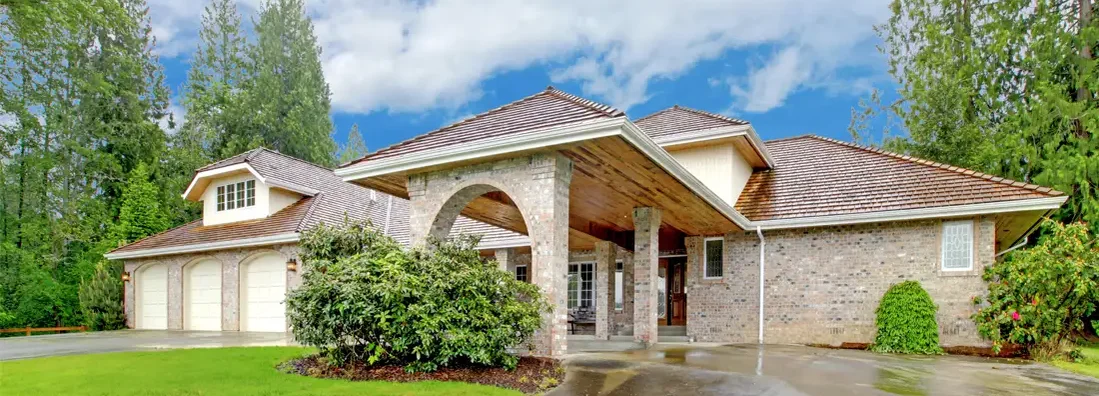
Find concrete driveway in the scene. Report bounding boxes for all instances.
[0,330,291,361]
[553,344,1099,396]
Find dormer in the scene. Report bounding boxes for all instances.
[181,150,319,226]
[634,106,773,207]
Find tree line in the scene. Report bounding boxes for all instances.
[0,0,366,329]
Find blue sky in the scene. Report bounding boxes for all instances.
[150,0,897,153]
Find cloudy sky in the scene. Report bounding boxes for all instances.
[149,0,896,152]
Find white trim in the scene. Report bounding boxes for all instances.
[514,264,528,282]
[657,254,688,258]
[475,236,530,251]
[753,196,1067,230]
[940,220,975,271]
[335,118,624,180]
[182,163,266,200]
[702,237,724,280]
[105,232,300,260]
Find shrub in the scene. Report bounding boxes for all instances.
[286,221,549,372]
[973,220,1099,358]
[79,261,127,331]
[871,280,943,354]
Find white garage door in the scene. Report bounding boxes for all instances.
[241,255,286,332]
[186,260,222,331]
[138,264,168,330]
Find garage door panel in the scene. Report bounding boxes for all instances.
[139,265,168,330]
[186,260,222,331]
[242,255,286,332]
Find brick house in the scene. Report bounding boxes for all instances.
[107,87,1065,357]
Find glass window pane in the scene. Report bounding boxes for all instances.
[705,239,723,278]
[217,186,225,211]
[245,180,255,207]
[614,268,623,310]
[942,221,973,270]
[225,184,235,210]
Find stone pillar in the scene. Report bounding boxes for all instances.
[595,241,616,340]
[167,261,184,330]
[123,261,138,329]
[495,248,514,272]
[219,255,240,331]
[528,153,572,357]
[633,207,661,345]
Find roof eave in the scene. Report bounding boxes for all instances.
[652,124,775,168]
[104,232,301,260]
[751,196,1067,231]
[181,163,267,201]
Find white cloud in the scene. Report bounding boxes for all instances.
[159,100,186,135]
[148,0,891,114]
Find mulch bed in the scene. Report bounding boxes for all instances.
[808,342,1027,358]
[279,355,564,394]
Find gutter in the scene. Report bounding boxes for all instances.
[104,232,301,260]
[756,226,765,344]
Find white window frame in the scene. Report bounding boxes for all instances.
[568,262,594,309]
[703,237,724,279]
[614,260,624,311]
[940,220,974,271]
[216,179,255,212]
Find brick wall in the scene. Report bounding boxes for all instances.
[686,217,993,347]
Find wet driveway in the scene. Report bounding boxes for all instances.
[552,344,1099,396]
[0,330,291,361]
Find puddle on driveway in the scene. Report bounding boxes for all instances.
[553,344,1099,396]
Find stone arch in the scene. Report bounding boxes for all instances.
[419,177,536,245]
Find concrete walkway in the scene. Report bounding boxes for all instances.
[0,330,291,361]
[553,344,1099,396]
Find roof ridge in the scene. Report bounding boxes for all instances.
[763,134,817,143]
[296,193,324,232]
[253,147,334,171]
[633,106,678,123]
[669,105,749,125]
[543,86,625,118]
[343,88,619,168]
[106,219,203,255]
[806,135,1063,196]
[195,147,263,171]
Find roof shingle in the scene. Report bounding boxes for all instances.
[634,105,748,141]
[735,135,1063,221]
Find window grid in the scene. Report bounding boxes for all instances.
[567,263,594,309]
[704,238,724,279]
[216,180,257,212]
[941,220,974,271]
[515,265,527,282]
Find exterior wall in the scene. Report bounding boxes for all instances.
[667,143,752,206]
[268,188,303,215]
[685,217,994,347]
[123,244,301,331]
[566,248,634,335]
[201,173,271,226]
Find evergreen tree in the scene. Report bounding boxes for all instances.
[79,261,126,331]
[337,123,367,164]
[243,0,336,166]
[113,163,167,244]
[853,0,1099,234]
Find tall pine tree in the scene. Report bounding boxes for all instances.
[337,123,367,164]
[242,0,336,166]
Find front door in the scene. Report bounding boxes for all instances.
[658,258,687,326]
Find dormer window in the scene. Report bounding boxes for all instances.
[216,180,256,211]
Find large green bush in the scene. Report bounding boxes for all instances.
[974,220,1099,358]
[871,280,943,354]
[286,221,549,372]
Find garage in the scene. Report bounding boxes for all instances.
[137,264,168,330]
[185,260,222,331]
[240,254,286,332]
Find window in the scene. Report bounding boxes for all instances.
[614,261,623,311]
[704,237,724,279]
[941,220,974,271]
[567,263,593,309]
[216,180,256,212]
[515,265,528,282]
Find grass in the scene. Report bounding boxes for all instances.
[1052,343,1099,379]
[0,347,521,396]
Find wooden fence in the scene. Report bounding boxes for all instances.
[0,326,88,336]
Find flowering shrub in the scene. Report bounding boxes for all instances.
[871,280,943,354]
[973,220,1099,358]
[286,221,549,372]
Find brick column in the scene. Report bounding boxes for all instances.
[527,153,572,357]
[167,261,184,330]
[633,207,661,345]
[495,248,514,272]
[595,241,616,340]
[123,261,138,329]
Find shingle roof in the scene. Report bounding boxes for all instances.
[343,87,624,168]
[735,135,1063,221]
[111,149,527,255]
[634,105,748,141]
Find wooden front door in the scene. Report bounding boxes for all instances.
[668,258,687,326]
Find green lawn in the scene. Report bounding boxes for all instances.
[1053,344,1099,379]
[0,347,520,396]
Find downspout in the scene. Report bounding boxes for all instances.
[756,226,765,345]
